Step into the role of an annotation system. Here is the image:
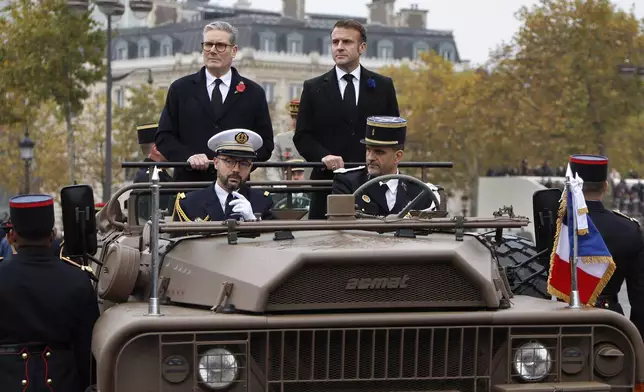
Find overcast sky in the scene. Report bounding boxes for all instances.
[215,0,644,66]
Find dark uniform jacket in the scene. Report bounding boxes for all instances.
[133,157,175,218]
[332,169,435,217]
[293,66,399,219]
[0,246,99,392]
[173,184,274,222]
[155,66,274,182]
[588,200,644,338]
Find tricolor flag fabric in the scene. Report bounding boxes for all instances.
[547,165,616,306]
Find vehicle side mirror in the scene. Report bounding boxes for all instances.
[532,188,562,262]
[60,184,98,257]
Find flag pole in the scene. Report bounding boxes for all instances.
[566,176,583,309]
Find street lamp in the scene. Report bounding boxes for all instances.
[66,0,153,202]
[19,129,35,194]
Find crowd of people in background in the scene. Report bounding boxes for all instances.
[485,159,644,223]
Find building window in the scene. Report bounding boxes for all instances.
[377,40,394,59]
[115,87,125,108]
[114,41,128,60]
[412,41,429,60]
[261,82,275,103]
[287,32,303,54]
[259,31,276,52]
[138,44,149,58]
[161,36,173,56]
[289,84,301,100]
[439,42,456,62]
[322,36,331,56]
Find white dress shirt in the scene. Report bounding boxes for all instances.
[206,68,232,103]
[335,65,361,105]
[214,182,232,212]
[379,171,400,211]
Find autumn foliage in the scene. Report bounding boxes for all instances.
[380,0,644,199]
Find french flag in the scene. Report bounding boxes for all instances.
[547,172,616,306]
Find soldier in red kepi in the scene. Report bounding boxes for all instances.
[0,194,99,392]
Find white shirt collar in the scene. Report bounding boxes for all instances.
[214,182,231,206]
[206,68,232,88]
[379,170,400,193]
[335,64,361,83]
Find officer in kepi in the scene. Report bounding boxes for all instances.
[569,154,644,337]
[266,99,309,181]
[0,194,100,392]
[173,129,274,222]
[133,123,172,183]
[331,116,441,217]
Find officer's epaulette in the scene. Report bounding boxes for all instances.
[333,165,365,174]
[612,209,641,227]
[60,256,97,280]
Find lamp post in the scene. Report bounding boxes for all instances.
[19,128,35,194]
[67,0,153,203]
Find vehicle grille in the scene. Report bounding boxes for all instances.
[266,262,485,311]
[116,324,638,392]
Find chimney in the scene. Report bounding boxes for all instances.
[367,0,395,26]
[233,0,251,9]
[395,3,428,29]
[282,0,305,20]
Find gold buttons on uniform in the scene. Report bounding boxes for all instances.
[21,380,27,386]
[21,353,28,360]
[47,379,52,384]
[45,351,51,357]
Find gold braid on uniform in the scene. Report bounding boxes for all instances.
[58,241,97,280]
[172,192,210,222]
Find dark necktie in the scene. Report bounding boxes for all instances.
[211,79,223,114]
[342,74,357,113]
[224,192,234,218]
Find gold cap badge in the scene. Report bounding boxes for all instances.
[235,132,249,144]
[362,195,371,203]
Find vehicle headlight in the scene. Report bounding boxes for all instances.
[198,348,239,390]
[513,341,552,381]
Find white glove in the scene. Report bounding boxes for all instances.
[421,182,441,212]
[229,191,257,221]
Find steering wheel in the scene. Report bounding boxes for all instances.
[352,173,441,219]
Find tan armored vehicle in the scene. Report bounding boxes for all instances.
[59,162,644,392]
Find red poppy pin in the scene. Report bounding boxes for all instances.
[235,81,246,94]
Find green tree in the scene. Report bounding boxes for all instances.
[494,0,644,157]
[0,0,106,183]
[112,84,167,182]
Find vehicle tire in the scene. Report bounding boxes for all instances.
[482,233,550,299]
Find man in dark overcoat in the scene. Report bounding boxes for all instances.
[156,21,274,182]
[570,154,644,339]
[293,18,399,219]
[0,194,99,392]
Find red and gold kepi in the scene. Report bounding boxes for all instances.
[288,99,300,116]
[361,116,407,146]
[569,154,608,183]
[9,194,55,240]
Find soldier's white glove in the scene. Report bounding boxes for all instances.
[229,191,256,221]
[421,182,441,212]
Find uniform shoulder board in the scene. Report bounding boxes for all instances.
[333,165,365,174]
[612,209,641,226]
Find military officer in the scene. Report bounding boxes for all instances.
[0,194,100,392]
[133,123,173,183]
[133,123,174,217]
[173,129,274,222]
[271,158,311,210]
[569,154,644,337]
[332,116,440,217]
[0,218,16,262]
[266,99,309,181]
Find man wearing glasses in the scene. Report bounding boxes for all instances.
[156,21,274,182]
[172,129,274,222]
